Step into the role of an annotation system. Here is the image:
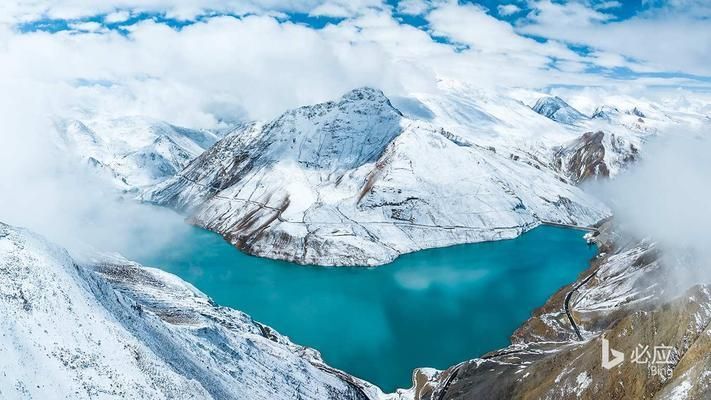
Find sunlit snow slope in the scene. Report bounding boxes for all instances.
[147,87,610,266]
[0,222,380,400]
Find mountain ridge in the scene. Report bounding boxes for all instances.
[0,221,380,400]
[146,87,610,266]
[54,116,222,191]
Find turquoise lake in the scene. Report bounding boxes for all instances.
[134,225,597,392]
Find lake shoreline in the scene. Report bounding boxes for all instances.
[132,223,598,392]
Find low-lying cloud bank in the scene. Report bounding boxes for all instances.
[0,80,190,261]
[591,129,711,291]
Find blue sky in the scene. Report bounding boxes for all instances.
[2,0,709,126]
[13,0,709,84]
[15,1,657,32]
[14,1,667,32]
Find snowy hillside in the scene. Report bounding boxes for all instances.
[146,87,610,266]
[0,222,380,400]
[53,116,221,192]
[397,81,666,182]
[532,96,587,125]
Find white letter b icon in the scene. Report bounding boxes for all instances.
[602,336,624,369]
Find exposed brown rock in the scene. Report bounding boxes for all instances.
[554,131,609,184]
[401,221,711,400]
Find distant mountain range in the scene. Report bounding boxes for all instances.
[54,116,222,191]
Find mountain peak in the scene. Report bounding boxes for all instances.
[337,87,403,116]
[592,105,620,120]
[339,87,388,103]
[532,96,586,125]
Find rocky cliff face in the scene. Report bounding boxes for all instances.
[553,130,639,184]
[554,131,609,183]
[391,220,711,400]
[0,222,381,400]
[146,88,609,266]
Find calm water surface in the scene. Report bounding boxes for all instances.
[134,225,596,391]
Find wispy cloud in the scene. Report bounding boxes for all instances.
[518,0,711,76]
[497,4,522,17]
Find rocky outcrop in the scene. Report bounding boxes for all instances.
[146,88,609,266]
[554,131,609,183]
[392,220,711,400]
[554,131,638,184]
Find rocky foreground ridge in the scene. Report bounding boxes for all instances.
[391,220,711,400]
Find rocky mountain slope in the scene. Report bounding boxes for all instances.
[146,88,610,266]
[390,220,711,400]
[552,130,640,183]
[53,116,221,192]
[0,221,381,400]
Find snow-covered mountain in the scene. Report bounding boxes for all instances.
[146,87,610,266]
[0,221,381,400]
[4,83,710,399]
[53,116,222,192]
[532,96,587,125]
[395,81,682,181]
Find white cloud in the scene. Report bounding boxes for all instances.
[0,0,390,23]
[426,2,589,77]
[0,0,704,129]
[519,0,711,76]
[397,0,430,16]
[69,21,105,33]
[497,4,521,16]
[104,10,131,23]
[0,76,193,258]
[310,0,384,17]
[591,132,711,293]
[593,1,622,10]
